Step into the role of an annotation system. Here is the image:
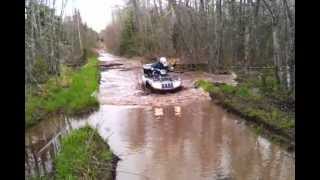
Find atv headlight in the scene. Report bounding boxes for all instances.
[152,82,162,89]
[173,80,181,87]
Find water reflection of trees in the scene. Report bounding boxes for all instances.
[25,115,71,177]
[124,108,147,152]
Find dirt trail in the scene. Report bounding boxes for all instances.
[98,52,237,106]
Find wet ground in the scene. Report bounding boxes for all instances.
[98,53,236,106]
[25,52,294,180]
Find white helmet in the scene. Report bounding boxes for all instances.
[159,57,168,67]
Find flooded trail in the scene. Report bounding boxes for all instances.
[98,52,236,106]
[25,52,294,180]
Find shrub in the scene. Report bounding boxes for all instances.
[221,84,236,94]
[236,86,251,98]
[31,57,50,83]
[195,80,220,93]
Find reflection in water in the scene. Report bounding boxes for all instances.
[83,101,294,180]
[26,101,295,180]
[174,106,181,116]
[25,115,87,178]
[154,108,164,117]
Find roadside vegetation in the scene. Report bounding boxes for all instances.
[195,69,295,149]
[26,57,100,128]
[54,126,117,180]
[25,0,100,128]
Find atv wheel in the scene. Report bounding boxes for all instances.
[144,82,153,93]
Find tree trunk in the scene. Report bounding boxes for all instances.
[283,0,295,92]
[214,0,223,72]
[76,11,83,51]
[250,0,260,65]
[158,0,163,15]
[238,0,244,65]
[272,23,281,86]
[132,0,141,32]
[244,0,251,70]
[262,0,282,87]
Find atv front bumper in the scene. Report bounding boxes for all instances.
[142,74,182,92]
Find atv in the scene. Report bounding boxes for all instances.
[142,63,182,92]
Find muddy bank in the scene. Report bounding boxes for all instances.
[54,126,118,179]
[26,57,100,128]
[111,154,121,180]
[195,80,294,152]
[211,94,294,151]
[26,118,119,179]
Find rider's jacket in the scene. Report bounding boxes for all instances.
[151,62,168,70]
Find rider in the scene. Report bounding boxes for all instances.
[151,57,169,71]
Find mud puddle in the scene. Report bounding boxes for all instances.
[25,52,294,180]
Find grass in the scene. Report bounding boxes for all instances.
[54,126,116,180]
[194,80,220,93]
[26,57,100,128]
[195,77,295,149]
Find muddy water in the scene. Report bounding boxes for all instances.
[25,52,294,180]
[89,103,294,180]
[98,53,236,106]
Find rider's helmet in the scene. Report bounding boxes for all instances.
[159,57,168,67]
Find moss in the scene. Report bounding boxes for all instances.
[54,126,116,180]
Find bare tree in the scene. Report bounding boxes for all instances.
[103,0,294,91]
[25,0,99,90]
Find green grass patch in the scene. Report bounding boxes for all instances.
[194,80,220,93]
[220,84,236,94]
[235,86,250,97]
[54,126,115,180]
[26,57,100,128]
[254,125,263,135]
[195,78,295,144]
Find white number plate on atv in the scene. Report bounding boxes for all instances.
[162,82,173,89]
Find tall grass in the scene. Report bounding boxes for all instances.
[26,57,100,127]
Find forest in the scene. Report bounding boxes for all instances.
[25,0,99,126]
[103,0,295,95]
[25,0,98,85]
